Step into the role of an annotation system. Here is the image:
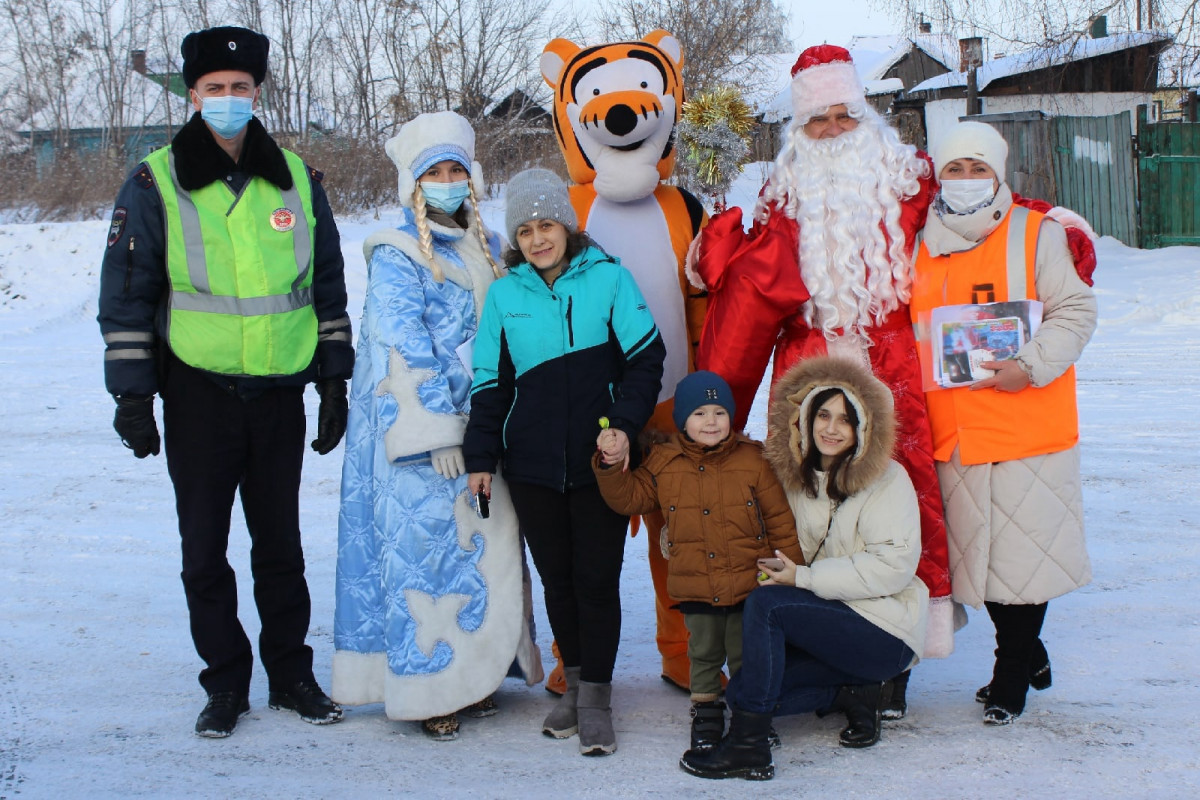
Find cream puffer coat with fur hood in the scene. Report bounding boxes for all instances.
[765,357,929,661]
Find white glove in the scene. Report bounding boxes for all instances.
[431,445,465,479]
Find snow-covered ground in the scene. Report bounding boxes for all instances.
[2,183,1199,798]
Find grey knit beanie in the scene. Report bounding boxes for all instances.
[504,168,578,244]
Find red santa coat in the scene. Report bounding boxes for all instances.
[694,160,952,604]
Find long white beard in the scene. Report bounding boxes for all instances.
[759,111,927,339]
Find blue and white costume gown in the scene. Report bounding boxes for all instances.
[332,208,542,720]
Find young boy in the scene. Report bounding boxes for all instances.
[592,371,803,753]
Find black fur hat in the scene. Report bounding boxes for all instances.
[181,26,270,88]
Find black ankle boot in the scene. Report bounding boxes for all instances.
[881,669,910,721]
[977,646,1052,703]
[679,708,775,781]
[689,700,726,751]
[831,682,883,748]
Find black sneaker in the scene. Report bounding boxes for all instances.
[268,679,343,725]
[195,692,250,738]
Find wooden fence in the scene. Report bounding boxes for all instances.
[1137,106,1200,248]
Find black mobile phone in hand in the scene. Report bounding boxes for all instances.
[475,490,490,519]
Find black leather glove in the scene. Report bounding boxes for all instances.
[113,395,161,458]
[311,379,348,455]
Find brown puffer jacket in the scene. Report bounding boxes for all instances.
[593,432,802,607]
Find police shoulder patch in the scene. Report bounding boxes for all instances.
[107,207,128,248]
[308,165,324,183]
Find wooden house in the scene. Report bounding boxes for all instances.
[906,29,1172,150]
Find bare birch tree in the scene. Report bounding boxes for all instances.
[594,0,792,95]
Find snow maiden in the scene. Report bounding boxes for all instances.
[331,111,542,741]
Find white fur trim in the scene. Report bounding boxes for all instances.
[1046,205,1098,240]
[922,595,956,659]
[791,61,864,122]
[363,214,495,322]
[377,347,468,460]
[684,234,706,291]
[330,476,529,719]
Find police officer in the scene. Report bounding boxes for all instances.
[98,26,353,738]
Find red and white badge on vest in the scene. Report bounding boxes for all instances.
[270,208,296,232]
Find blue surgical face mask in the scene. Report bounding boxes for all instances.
[201,94,255,140]
[421,179,471,214]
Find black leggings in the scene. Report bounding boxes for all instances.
[985,601,1049,712]
[509,481,629,684]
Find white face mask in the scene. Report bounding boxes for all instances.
[939,178,996,213]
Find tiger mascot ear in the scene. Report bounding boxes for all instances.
[542,30,686,203]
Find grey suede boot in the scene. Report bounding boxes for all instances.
[542,666,580,738]
[577,681,616,756]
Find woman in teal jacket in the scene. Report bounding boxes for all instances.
[465,169,665,757]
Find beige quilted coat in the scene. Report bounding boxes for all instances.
[923,189,1096,608]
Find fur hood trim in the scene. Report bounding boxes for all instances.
[765,356,896,496]
[172,113,293,191]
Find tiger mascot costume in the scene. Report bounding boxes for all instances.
[540,30,708,693]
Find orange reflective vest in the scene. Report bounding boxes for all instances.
[912,205,1079,466]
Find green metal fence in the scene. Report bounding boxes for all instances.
[1137,106,1200,248]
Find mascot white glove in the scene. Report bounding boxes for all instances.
[431,445,465,479]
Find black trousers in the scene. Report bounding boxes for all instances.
[508,481,628,684]
[162,363,314,696]
[985,600,1049,713]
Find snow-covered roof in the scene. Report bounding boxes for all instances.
[846,34,959,81]
[909,30,1173,93]
[20,69,190,133]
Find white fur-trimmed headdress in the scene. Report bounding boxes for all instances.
[384,111,486,208]
[790,44,866,123]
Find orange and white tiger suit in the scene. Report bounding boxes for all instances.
[540,30,708,693]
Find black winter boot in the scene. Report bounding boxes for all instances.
[830,682,884,748]
[689,700,726,751]
[881,669,910,721]
[981,602,1049,725]
[977,639,1052,703]
[679,708,775,781]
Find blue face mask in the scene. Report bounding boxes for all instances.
[201,95,255,140]
[421,179,471,214]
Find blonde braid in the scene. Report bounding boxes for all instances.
[468,182,502,278]
[411,183,444,283]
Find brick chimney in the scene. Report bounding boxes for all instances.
[129,49,147,74]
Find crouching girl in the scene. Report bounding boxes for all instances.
[681,356,927,780]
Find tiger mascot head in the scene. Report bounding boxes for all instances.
[540,30,684,204]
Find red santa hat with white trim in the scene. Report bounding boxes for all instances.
[789,44,866,123]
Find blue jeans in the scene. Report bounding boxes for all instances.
[727,585,914,716]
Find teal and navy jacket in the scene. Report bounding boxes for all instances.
[463,245,665,491]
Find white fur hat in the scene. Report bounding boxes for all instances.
[384,111,486,208]
[932,121,1009,178]
[790,44,866,123]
